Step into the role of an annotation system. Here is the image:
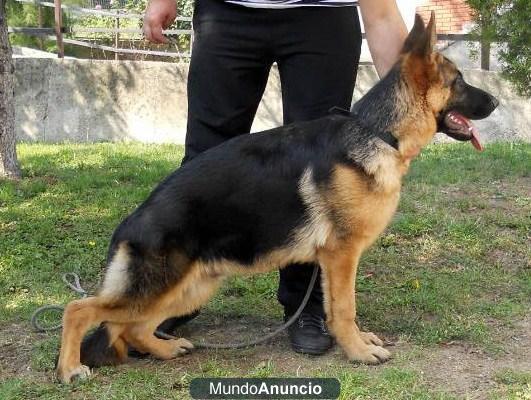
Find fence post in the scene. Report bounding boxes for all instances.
[480,39,490,70]
[37,2,44,50]
[54,0,64,58]
[479,22,490,71]
[115,10,120,61]
[190,24,194,56]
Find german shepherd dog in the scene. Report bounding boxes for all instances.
[57,13,498,383]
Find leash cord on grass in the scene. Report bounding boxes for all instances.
[30,266,319,349]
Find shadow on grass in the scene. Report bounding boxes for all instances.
[1,144,184,320]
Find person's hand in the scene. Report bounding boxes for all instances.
[143,0,177,44]
[358,0,407,78]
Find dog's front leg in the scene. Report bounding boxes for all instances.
[57,297,101,383]
[318,245,390,364]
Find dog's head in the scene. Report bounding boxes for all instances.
[400,12,498,151]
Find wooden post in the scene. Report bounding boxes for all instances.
[480,39,490,71]
[115,11,120,61]
[479,22,490,71]
[38,4,44,50]
[190,23,194,56]
[54,0,64,58]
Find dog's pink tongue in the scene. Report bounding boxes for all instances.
[455,113,483,151]
[469,125,483,151]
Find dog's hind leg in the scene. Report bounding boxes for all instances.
[318,244,390,364]
[57,297,137,384]
[122,322,194,360]
[122,266,224,360]
[79,323,129,369]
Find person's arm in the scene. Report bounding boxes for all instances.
[143,0,177,44]
[358,0,408,78]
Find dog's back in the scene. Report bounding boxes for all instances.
[102,115,362,299]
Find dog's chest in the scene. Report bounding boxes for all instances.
[353,190,400,246]
[329,165,401,248]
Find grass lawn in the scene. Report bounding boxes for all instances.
[0,142,530,399]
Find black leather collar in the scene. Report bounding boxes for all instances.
[328,107,399,151]
[328,106,352,116]
[378,130,399,151]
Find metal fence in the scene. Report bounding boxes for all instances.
[8,0,495,69]
[81,0,129,9]
[9,0,193,60]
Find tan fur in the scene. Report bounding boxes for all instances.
[105,324,129,362]
[57,297,129,383]
[322,165,400,361]
[122,325,193,360]
[392,52,454,170]
[201,246,319,277]
[296,167,335,255]
[57,262,223,383]
[329,165,401,246]
[99,242,130,299]
[57,244,324,383]
[391,14,454,170]
[318,242,390,363]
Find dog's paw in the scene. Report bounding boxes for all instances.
[57,364,91,384]
[348,344,391,365]
[172,338,194,356]
[359,331,384,347]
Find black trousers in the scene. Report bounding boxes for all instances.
[184,0,362,317]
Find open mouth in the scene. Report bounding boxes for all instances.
[442,111,483,151]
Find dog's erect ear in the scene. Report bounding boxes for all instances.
[402,14,426,54]
[425,11,437,55]
[402,12,437,57]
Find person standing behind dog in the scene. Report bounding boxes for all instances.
[143,0,407,356]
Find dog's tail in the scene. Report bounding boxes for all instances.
[80,324,126,367]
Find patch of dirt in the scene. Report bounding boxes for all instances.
[170,313,352,373]
[410,316,531,399]
[1,314,529,399]
[442,177,531,216]
[0,322,51,381]
[486,248,531,272]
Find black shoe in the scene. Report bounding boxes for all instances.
[155,309,201,338]
[286,312,333,356]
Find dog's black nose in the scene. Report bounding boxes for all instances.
[489,95,499,111]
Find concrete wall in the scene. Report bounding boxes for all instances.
[14,59,189,143]
[14,58,530,144]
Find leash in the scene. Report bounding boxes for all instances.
[30,273,88,332]
[31,266,319,350]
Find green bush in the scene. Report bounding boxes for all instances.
[467,0,531,97]
[6,1,55,49]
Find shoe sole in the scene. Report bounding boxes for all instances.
[291,343,331,356]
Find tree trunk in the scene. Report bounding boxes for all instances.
[0,0,21,179]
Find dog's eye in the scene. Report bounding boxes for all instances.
[451,73,464,88]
